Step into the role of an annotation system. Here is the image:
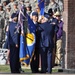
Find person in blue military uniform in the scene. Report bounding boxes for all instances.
[30,12,40,73]
[48,8,59,67]
[48,8,58,25]
[7,13,21,73]
[39,14,58,73]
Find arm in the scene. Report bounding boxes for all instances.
[57,21,63,39]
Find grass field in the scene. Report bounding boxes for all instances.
[0,65,31,73]
[0,65,58,73]
[0,65,10,73]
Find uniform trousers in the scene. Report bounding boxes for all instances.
[9,45,20,73]
[40,47,53,73]
[30,47,39,73]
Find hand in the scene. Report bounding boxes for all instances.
[16,44,18,48]
[34,56,36,60]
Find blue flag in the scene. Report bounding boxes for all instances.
[18,4,36,66]
[38,0,44,15]
[22,15,36,65]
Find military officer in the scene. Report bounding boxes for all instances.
[44,0,50,13]
[19,0,25,3]
[30,12,39,73]
[30,0,37,11]
[0,3,5,47]
[11,2,18,14]
[4,5,11,44]
[2,0,8,10]
[38,14,58,73]
[7,13,20,73]
[25,3,32,16]
[48,8,59,67]
[7,0,15,10]
[48,0,60,13]
[0,3,5,27]
[58,0,63,13]
[5,5,11,26]
[24,0,29,4]
[24,0,29,9]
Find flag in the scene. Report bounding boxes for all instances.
[18,4,36,66]
[19,34,29,62]
[22,15,36,65]
[38,0,44,15]
[18,4,29,66]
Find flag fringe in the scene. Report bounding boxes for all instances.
[20,48,35,67]
[20,55,30,61]
[21,62,29,67]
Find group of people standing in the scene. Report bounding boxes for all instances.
[30,8,63,73]
[0,0,63,74]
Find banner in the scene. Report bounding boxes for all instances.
[0,49,8,65]
[18,4,36,66]
[38,0,44,15]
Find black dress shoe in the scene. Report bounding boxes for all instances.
[19,68,25,73]
[32,70,40,73]
[55,64,61,66]
[46,72,52,74]
[54,64,58,66]
[40,71,46,73]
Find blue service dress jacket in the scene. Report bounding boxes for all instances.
[7,21,20,49]
[38,21,58,48]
